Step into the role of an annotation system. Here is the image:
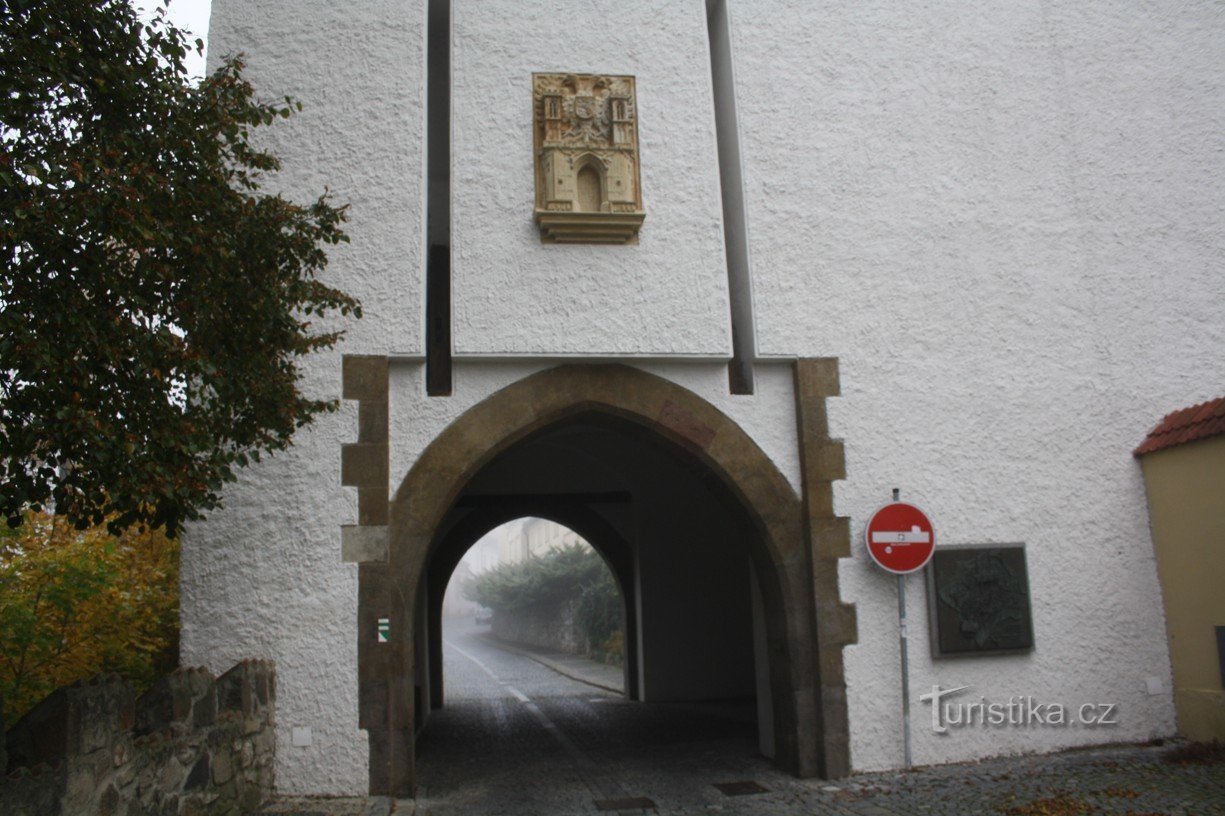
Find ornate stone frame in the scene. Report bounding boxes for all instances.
[533,73,646,244]
[342,361,855,796]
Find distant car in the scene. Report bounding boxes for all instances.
[475,606,493,625]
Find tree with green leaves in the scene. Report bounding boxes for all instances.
[0,0,358,536]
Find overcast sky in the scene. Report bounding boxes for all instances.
[135,0,212,78]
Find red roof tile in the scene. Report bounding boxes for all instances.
[1134,396,1225,456]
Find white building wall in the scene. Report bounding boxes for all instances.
[181,0,1225,795]
[182,0,426,794]
[729,0,1220,769]
[205,0,426,356]
[451,0,731,355]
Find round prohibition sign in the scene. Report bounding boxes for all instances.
[865,501,935,574]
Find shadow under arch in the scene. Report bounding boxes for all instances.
[425,500,641,708]
[359,363,841,795]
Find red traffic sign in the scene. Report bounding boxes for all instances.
[865,502,935,574]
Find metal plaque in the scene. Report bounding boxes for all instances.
[925,543,1034,658]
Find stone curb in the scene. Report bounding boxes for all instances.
[475,633,625,695]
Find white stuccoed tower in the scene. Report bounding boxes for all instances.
[184,0,1223,796]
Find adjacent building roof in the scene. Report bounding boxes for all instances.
[1135,396,1225,456]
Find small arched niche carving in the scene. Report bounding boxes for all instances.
[576,162,603,212]
[533,73,644,244]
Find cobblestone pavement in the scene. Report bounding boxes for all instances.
[257,624,1225,816]
[257,740,1225,816]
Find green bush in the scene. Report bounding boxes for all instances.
[576,570,621,652]
[464,543,606,613]
[464,543,624,655]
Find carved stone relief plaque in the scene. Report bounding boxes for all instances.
[533,73,645,244]
[925,543,1035,658]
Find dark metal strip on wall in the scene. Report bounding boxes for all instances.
[426,0,452,396]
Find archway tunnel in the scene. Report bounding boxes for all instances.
[427,509,639,707]
[415,414,776,763]
[361,364,846,796]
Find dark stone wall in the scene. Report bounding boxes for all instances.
[1,660,275,816]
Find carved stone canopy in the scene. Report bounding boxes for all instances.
[533,73,645,244]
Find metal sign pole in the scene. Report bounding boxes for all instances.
[893,487,913,769]
[898,572,912,768]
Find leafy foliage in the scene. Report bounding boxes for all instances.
[576,569,621,654]
[0,0,359,535]
[465,543,609,613]
[0,509,179,720]
[465,543,625,658]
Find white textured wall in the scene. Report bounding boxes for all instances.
[451,0,731,355]
[179,396,365,794]
[182,0,426,794]
[182,0,1225,794]
[730,0,1221,770]
[205,0,425,355]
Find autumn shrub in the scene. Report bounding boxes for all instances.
[0,510,179,720]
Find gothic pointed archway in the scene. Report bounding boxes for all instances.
[425,502,640,707]
[354,363,853,796]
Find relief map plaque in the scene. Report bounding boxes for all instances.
[925,544,1035,657]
